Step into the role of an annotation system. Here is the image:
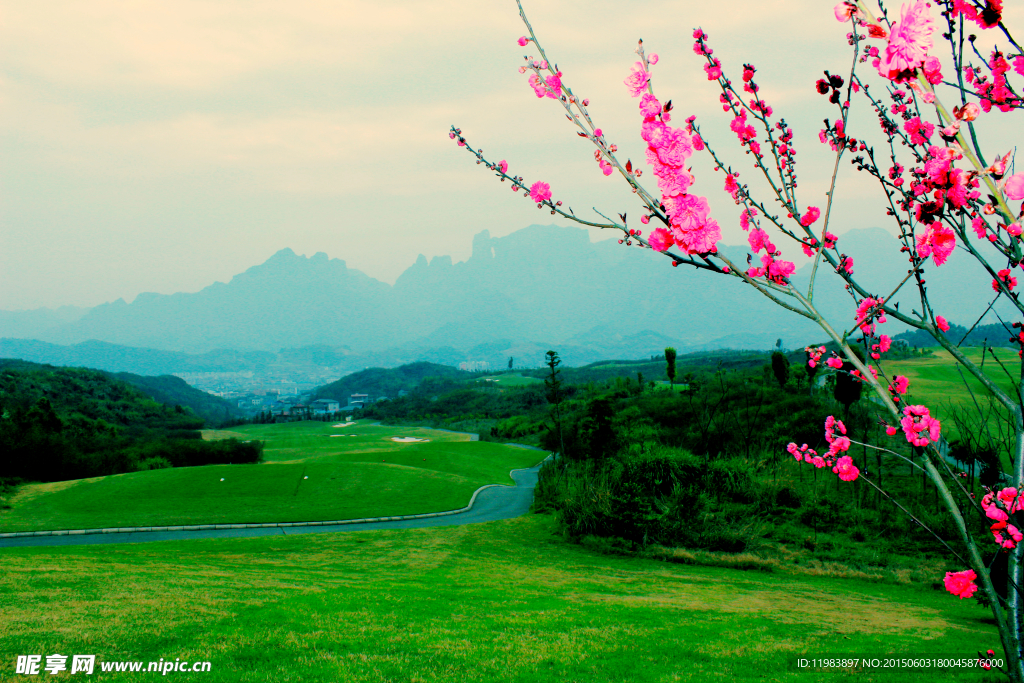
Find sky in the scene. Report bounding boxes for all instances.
[2,0,1021,311]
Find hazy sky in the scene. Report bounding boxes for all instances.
[2,0,1020,310]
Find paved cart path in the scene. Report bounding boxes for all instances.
[0,456,549,549]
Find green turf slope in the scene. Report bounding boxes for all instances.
[0,422,544,532]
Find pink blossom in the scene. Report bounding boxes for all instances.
[936,315,950,332]
[724,174,739,200]
[992,522,1023,549]
[892,375,909,394]
[529,181,552,203]
[678,217,721,254]
[767,258,796,281]
[923,55,943,84]
[747,228,771,253]
[997,487,1023,512]
[944,569,979,599]
[739,208,758,231]
[879,335,892,353]
[915,224,956,266]
[982,492,1010,522]
[625,61,650,97]
[498,160,508,174]
[517,36,529,47]
[993,268,1018,291]
[787,442,818,462]
[639,94,662,120]
[800,207,821,227]
[901,404,941,447]
[649,54,659,65]
[647,227,674,252]
[855,297,887,334]
[879,0,936,82]
[826,356,843,369]
[1004,173,1024,200]
[834,1,856,22]
[665,194,710,233]
[528,71,563,99]
[833,455,860,481]
[905,116,935,145]
[972,217,988,239]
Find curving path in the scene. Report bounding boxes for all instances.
[0,453,550,549]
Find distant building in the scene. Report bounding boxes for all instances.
[340,393,369,412]
[459,360,491,372]
[312,399,340,413]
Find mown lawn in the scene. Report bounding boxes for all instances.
[883,348,1018,414]
[0,422,543,533]
[0,514,1004,682]
[882,347,1018,464]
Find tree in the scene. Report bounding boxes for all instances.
[770,351,790,390]
[545,350,566,458]
[664,347,677,389]
[833,345,865,417]
[451,0,1024,676]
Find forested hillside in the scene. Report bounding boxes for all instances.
[312,362,470,402]
[0,361,259,482]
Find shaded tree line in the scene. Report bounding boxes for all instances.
[0,365,261,483]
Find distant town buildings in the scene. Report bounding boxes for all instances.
[458,360,490,372]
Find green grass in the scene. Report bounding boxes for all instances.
[884,347,1018,464]
[884,347,1018,413]
[0,422,543,533]
[0,515,1002,682]
[475,373,544,386]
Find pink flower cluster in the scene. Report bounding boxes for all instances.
[805,345,827,368]
[636,88,720,255]
[898,404,941,447]
[993,268,1018,292]
[854,296,886,335]
[969,50,1021,113]
[982,488,1024,548]
[527,68,562,99]
[944,569,979,599]
[787,416,860,481]
[869,334,891,360]
[788,442,825,468]
[743,212,795,284]
[887,374,910,403]
[916,224,956,265]
[953,0,1003,29]
[981,487,1023,522]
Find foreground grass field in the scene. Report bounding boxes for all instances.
[0,514,1003,682]
[0,422,543,533]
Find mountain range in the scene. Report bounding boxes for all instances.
[0,224,1010,371]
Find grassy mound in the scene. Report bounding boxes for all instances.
[0,422,543,532]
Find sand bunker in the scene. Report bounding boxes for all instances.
[390,437,430,443]
[332,422,356,428]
